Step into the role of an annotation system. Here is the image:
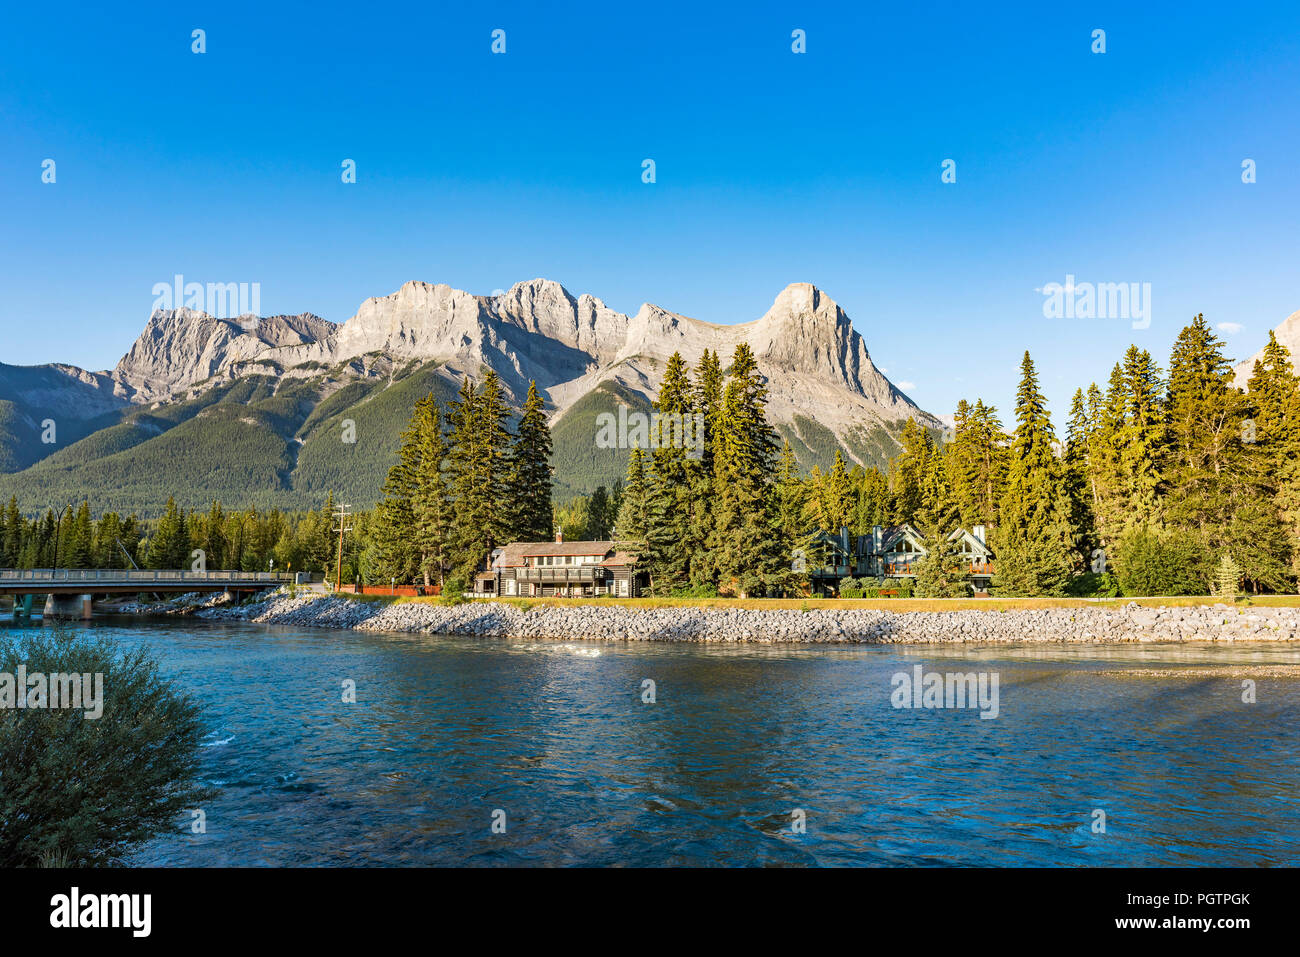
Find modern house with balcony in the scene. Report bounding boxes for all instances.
[807,523,996,595]
[473,532,647,598]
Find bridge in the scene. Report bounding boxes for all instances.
[1,568,292,619]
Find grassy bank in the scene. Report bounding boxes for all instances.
[325,593,1300,613]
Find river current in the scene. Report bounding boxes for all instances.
[30,617,1299,867]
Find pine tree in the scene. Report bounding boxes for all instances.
[687,349,724,585]
[445,373,514,579]
[825,449,854,531]
[411,402,452,587]
[372,394,452,586]
[585,486,612,539]
[1,496,21,567]
[1244,331,1300,588]
[1212,552,1242,600]
[913,528,969,598]
[916,437,957,535]
[849,466,889,534]
[507,380,553,543]
[1117,345,1166,524]
[992,352,1077,596]
[1163,315,1250,568]
[615,447,649,541]
[771,441,810,595]
[1088,364,1129,544]
[643,353,696,593]
[773,441,805,543]
[708,344,782,596]
[1063,388,1097,567]
[64,502,92,569]
[146,498,189,569]
[888,418,931,524]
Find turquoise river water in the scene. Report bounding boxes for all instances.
[17,617,1300,866]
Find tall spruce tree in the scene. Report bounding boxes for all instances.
[616,447,649,541]
[1163,315,1248,567]
[446,372,513,579]
[643,353,696,593]
[708,344,782,596]
[1063,388,1098,567]
[1,497,21,567]
[991,352,1077,596]
[145,497,190,570]
[889,418,931,523]
[688,349,724,586]
[1244,331,1300,588]
[372,395,430,583]
[1116,345,1167,524]
[507,380,553,543]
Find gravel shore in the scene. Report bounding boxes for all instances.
[190,592,1300,644]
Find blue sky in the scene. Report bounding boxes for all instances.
[3,0,1298,423]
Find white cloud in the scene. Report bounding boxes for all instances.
[897,380,916,391]
[1217,322,1244,335]
[878,367,889,374]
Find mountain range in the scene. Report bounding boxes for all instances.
[0,280,937,516]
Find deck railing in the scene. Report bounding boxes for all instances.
[515,566,604,583]
[881,560,995,576]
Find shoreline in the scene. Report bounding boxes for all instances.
[173,591,1300,644]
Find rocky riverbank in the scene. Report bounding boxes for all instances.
[189,592,1300,643]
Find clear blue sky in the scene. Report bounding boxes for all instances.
[3,0,1298,423]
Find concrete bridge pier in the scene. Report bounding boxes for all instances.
[43,593,94,620]
[11,594,34,619]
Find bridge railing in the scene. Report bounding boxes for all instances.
[0,568,293,583]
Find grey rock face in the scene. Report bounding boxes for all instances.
[111,309,336,401]
[1233,308,1300,389]
[105,278,939,462]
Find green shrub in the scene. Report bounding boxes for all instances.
[1064,572,1122,597]
[669,583,719,598]
[0,628,213,866]
[1114,527,1206,596]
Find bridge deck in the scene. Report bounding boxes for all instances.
[0,569,292,595]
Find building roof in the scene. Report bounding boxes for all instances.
[879,523,926,551]
[868,524,994,558]
[495,540,631,567]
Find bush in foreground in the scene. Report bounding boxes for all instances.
[0,627,212,867]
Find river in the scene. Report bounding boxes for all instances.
[30,617,1300,866]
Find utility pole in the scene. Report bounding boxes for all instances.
[333,502,352,592]
[52,505,68,571]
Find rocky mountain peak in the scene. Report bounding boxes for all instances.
[96,278,935,466]
[1234,309,1300,388]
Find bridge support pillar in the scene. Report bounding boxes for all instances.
[11,594,34,619]
[43,594,94,620]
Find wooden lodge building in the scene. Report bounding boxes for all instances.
[807,523,996,595]
[473,532,649,598]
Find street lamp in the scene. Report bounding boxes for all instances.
[391,577,396,595]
